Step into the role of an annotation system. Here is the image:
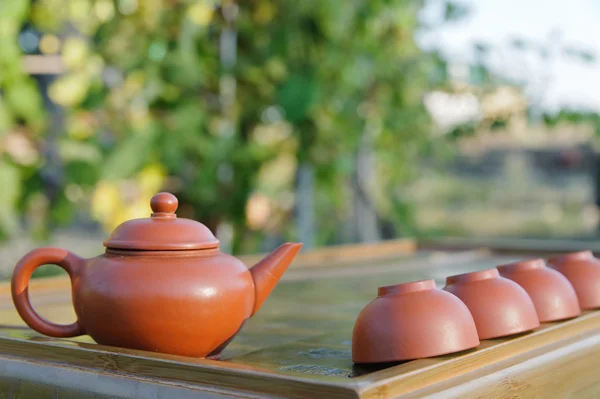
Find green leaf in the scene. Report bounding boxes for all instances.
[101,129,158,180]
[64,161,99,185]
[444,1,470,22]
[0,98,13,135]
[0,162,20,238]
[277,74,317,123]
[5,80,44,123]
[58,140,102,163]
[0,0,29,21]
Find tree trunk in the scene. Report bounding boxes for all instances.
[353,122,381,243]
[296,162,315,249]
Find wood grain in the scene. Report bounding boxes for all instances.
[403,330,600,398]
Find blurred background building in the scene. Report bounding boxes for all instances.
[1,0,600,278]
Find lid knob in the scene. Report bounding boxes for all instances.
[151,192,178,217]
[103,191,219,250]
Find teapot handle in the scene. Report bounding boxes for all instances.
[11,247,86,337]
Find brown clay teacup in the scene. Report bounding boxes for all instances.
[444,268,540,339]
[497,259,581,322]
[352,279,480,363]
[547,251,600,309]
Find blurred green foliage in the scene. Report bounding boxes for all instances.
[0,0,46,240]
[0,0,461,251]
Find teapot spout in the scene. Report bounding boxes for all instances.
[249,242,303,316]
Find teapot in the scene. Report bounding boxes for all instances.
[11,192,302,358]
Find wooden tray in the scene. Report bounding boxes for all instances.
[2,238,600,398]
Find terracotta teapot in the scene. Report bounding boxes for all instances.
[11,192,303,358]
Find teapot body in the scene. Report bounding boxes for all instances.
[74,249,254,357]
[45,250,254,357]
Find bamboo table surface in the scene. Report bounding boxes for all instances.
[2,238,600,398]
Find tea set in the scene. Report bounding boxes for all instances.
[8,192,600,364]
[353,250,600,363]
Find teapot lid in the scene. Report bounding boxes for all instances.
[103,192,220,250]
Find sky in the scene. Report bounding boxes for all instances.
[417,0,600,113]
